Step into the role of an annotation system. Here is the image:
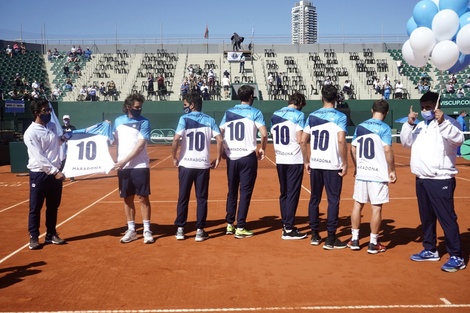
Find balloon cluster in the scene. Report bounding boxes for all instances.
[404,0,470,73]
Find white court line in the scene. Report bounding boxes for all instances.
[2,303,469,313]
[440,298,452,305]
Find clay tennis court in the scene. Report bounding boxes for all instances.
[0,143,469,313]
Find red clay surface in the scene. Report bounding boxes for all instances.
[0,143,469,313]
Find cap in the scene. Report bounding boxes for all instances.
[63,115,70,120]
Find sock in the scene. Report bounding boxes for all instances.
[143,220,151,232]
[370,233,378,245]
[351,229,359,241]
[127,221,136,232]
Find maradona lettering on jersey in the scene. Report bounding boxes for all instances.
[312,157,331,163]
[275,150,294,156]
[228,147,248,151]
[183,157,208,162]
[72,166,103,171]
[358,165,379,171]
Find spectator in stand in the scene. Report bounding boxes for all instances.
[107,80,117,100]
[464,75,470,89]
[76,46,83,56]
[456,86,465,98]
[63,63,70,77]
[446,81,455,94]
[396,60,403,76]
[147,74,155,99]
[77,85,87,101]
[223,69,230,79]
[72,63,81,76]
[231,32,242,51]
[157,74,165,94]
[342,80,352,97]
[450,74,457,85]
[180,80,189,98]
[13,43,20,56]
[31,88,40,99]
[239,54,245,73]
[22,89,31,101]
[63,78,73,91]
[31,80,40,90]
[222,74,231,99]
[70,45,77,55]
[47,49,53,62]
[52,48,61,59]
[14,73,22,87]
[200,82,210,100]
[83,47,92,61]
[323,76,332,86]
[20,42,26,55]
[51,86,61,101]
[373,77,381,95]
[207,69,215,91]
[88,85,97,101]
[383,81,392,100]
[394,81,404,99]
[99,82,107,100]
[5,45,13,58]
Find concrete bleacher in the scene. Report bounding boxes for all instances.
[0,42,437,103]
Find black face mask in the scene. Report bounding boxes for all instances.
[39,113,51,124]
[183,106,191,114]
[130,108,142,118]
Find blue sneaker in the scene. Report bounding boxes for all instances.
[441,256,466,273]
[410,249,440,262]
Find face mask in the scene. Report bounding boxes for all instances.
[421,110,435,121]
[130,108,141,118]
[183,106,191,114]
[63,120,69,125]
[40,113,51,124]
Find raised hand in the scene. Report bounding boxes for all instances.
[408,105,418,125]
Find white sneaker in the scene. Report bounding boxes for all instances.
[175,227,185,240]
[120,230,138,243]
[143,230,154,244]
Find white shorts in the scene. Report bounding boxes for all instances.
[353,180,389,205]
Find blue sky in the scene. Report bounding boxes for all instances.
[0,0,416,42]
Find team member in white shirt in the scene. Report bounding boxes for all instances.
[348,99,397,254]
[271,93,307,240]
[113,94,154,244]
[219,85,268,238]
[301,84,348,250]
[171,92,223,242]
[24,98,67,250]
[401,92,466,273]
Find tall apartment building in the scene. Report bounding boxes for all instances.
[291,1,318,44]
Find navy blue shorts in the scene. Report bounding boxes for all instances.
[118,168,151,198]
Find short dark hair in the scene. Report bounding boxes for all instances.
[372,99,389,115]
[237,85,255,102]
[420,91,439,104]
[288,92,306,110]
[30,98,49,115]
[321,84,338,103]
[122,94,145,113]
[183,92,203,111]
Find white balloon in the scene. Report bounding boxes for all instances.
[432,9,460,41]
[402,40,430,67]
[431,40,460,70]
[456,23,470,54]
[410,27,436,55]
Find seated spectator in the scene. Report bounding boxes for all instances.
[71,45,77,55]
[446,81,455,94]
[47,49,53,62]
[63,78,73,91]
[31,80,40,90]
[52,48,61,59]
[22,89,31,101]
[63,64,70,77]
[72,63,81,76]
[83,47,92,61]
[14,73,22,87]
[323,76,332,86]
[457,86,465,98]
[449,74,457,85]
[31,88,40,99]
[51,86,61,101]
[20,42,26,55]
[88,85,97,101]
[394,81,404,99]
[223,69,230,79]
[222,75,231,99]
[78,85,87,101]
[13,43,20,55]
[464,75,470,88]
[76,45,83,55]
[8,89,21,100]
[5,45,12,58]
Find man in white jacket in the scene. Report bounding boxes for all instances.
[400,92,465,273]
